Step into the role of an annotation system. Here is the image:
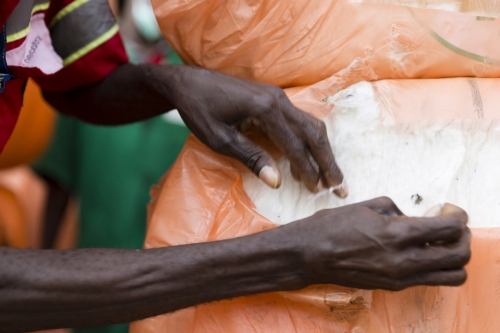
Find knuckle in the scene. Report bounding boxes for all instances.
[384,225,404,248]
[311,124,329,147]
[252,93,277,116]
[270,86,286,98]
[383,253,407,278]
[242,151,264,172]
[395,221,413,238]
[388,219,406,235]
[309,119,328,138]
[211,133,235,153]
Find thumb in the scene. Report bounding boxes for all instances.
[258,162,281,189]
[440,203,469,226]
[220,129,282,189]
[423,204,468,227]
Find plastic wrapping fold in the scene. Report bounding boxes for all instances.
[352,0,500,18]
[131,77,500,333]
[152,0,500,88]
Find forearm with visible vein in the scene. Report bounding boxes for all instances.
[0,229,304,332]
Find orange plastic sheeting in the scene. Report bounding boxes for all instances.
[0,186,26,248]
[131,77,500,333]
[0,167,47,248]
[0,79,56,169]
[275,74,500,123]
[372,78,499,122]
[152,0,500,88]
[0,166,78,249]
[355,0,500,17]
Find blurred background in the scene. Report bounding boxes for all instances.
[0,0,190,332]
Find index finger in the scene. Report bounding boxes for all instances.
[299,112,347,197]
[257,108,322,192]
[274,92,346,196]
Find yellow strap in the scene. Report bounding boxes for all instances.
[63,24,119,66]
[6,2,50,43]
[49,0,91,28]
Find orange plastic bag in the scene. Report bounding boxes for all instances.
[0,166,78,249]
[131,77,500,333]
[356,0,500,17]
[152,0,500,88]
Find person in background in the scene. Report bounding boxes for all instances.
[0,0,471,331]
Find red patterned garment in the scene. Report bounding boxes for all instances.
[0,0,128,152]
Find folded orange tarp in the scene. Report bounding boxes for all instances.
[153,0,500,88]
[131,77,500,333]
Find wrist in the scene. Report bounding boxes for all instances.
[151,229,308,308]
[149,64,206,110]
[232,228,309,292]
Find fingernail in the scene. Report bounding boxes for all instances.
[423,204,443,217]
[440,203,462,216]
[441,203,468,226]
[259,166,280,189]
[435,203,468,226]
[333,179,349,198]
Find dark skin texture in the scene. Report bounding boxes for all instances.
[44,64,346,195]
[0,198,470,332]
[0,64,471,331]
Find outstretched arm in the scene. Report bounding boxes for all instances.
[0,198,470,332]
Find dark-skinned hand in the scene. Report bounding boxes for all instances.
[277,197,471,290]
[167,66,346,196]
[45,64,345,195]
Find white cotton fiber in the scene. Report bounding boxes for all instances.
[242,81,500,228]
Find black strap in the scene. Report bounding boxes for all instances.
[0,25,13,94]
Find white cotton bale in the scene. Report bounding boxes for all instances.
[243,81,500,228]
